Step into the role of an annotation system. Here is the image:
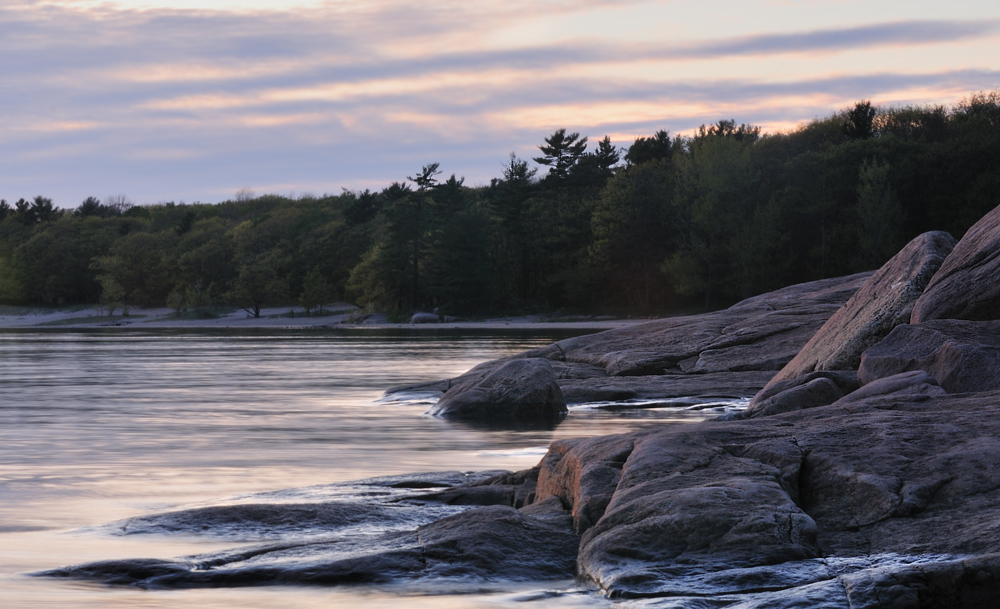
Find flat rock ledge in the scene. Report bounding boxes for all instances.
[389,272,873,408]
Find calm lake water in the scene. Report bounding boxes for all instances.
[0,330,742,608]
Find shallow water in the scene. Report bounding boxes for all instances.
[0,329,743,608]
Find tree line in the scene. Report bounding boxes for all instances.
[1,91,999,318]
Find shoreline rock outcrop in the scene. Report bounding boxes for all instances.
[390,272,873,410]
[43,203,1000,607]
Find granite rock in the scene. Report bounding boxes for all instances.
[763,231,954,390]
[912,202,1000,323]
[426,358,567,422]
[858,320,1000,392]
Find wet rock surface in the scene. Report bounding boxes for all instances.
[40,471,579,589]
[570,392,1000,603]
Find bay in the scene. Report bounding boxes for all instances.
[0,329,738,608]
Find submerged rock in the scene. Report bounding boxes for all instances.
[426,358,567,423]
[113,502,391,539]
[912,202,1000,323]
[41,477,579,589]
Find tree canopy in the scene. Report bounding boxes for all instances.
[3,92,1000,318]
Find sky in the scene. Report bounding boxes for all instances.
[2,0,999,206]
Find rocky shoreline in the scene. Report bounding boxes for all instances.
[41,204,1000,607]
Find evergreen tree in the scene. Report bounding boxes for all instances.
[534,129,588,182]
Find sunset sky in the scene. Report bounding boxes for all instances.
[3,0,999,206]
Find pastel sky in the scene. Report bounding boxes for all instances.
[3,0,1000,206]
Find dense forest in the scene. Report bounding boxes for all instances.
[2,91,999,319]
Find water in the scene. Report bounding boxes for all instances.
[0,329,741,608]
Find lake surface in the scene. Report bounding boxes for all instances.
[0,330,744,608]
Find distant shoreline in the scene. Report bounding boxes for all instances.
[0,304,650,332]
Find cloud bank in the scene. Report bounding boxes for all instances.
[2,0,999,204]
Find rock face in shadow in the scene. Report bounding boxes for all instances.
[858,320,1000,392]
[763,231,955,390]
[417,505,579,580]
[912,203,1000,323]
[407,468,539,508]
[558,371,776,404]
[426,358,567,422]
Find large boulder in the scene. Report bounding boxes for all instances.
[858,320,1000,392]
[912,203,1000,323]
[762,231,955,390]
[426,358,567,422]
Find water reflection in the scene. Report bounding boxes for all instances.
[0,329,745,609]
